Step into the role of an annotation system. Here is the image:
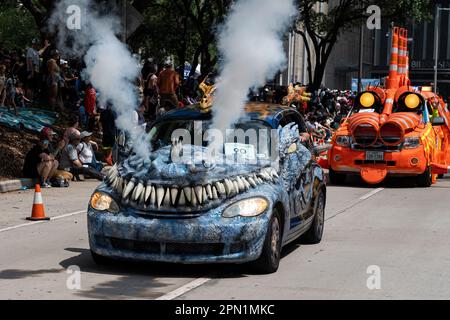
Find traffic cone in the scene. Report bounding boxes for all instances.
[27,184,50,221]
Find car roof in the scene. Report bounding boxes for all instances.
[154,102,299,129]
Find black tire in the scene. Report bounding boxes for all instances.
[301,190,325,244]
[329,168,346,185]
[416,167,432,188]
[252,209,282,274]
[90,250,114,265]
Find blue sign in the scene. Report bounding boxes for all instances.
[351,78,381,92]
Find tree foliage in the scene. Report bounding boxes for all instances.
[0,1,40,49]
[295,0,434,90]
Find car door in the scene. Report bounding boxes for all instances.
[278,111,314,235]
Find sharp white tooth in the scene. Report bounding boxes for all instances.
[224,179,235,196]
[123,179,135,199]
[236,177,245,192]
[215,182,225,195]
[184,187,192,203]
[156,187,165,208]
[212,186,218,200]
[242,177,250,190]
[131,186,138,201]
[206,184,213,199]
[163,188,171,207]
[256,177,264,184]
[272,170,279,179]
[133,182,144,201]
[171,188,179,206]
[145,183,152,202]
[202,187,208,204]
[195,186,203,204]
[110,176,118,187]
[112,177,120,189]
[150,186,156,205]
[191,187,197,206]
[233,180,239,193]
[117,178,124,194]
[248,177,257,188]
[178,190,186,206]
[139,188,146,205]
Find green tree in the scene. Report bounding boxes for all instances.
[294,0,433,91]
[0,1,40,49]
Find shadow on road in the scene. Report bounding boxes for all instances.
[0,268,62,279]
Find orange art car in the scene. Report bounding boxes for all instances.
[326,27,450,187]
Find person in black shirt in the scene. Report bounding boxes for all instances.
[23,138,59,188]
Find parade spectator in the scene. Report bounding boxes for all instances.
[40,127,66,159]
[5,73,17,115]
[25,38,41,100]
[84,83,97,129]
[59,132,104,181]
[23,137,59,188]
[100,103,116,148]
[76,131,103,172]
[144,64,159,121]
[63,114,81,144]
[0,65,6,107]
[157,61,180,111]
[47,49,64,111]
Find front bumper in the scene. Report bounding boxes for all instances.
[329,145,428,178]
[87,205,270,264]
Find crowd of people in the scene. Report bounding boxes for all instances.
[0,39,358,188]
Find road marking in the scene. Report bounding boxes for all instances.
[155,277,211,300]
[359,188,384,200]
[326,187,385,222]
[0,210,85,233]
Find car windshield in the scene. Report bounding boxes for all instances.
[148,119,274,160]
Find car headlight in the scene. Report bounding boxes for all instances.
[403,137,421,149]
[336,135,351,147]
[90,192,120,213]
[222,197,269,218]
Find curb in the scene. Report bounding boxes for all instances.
[0,179,37,193]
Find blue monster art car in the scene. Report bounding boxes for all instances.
[88,102,326,273]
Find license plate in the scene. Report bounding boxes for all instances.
[366,151,384,161]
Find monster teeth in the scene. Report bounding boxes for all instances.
[133,182,145,201]
[202,187,208,204]
[194,186,203,204]
[123,179,136,199]
[150,186,156,206]
[144,184,152,202]
[212,186,218,200]
[224,179,236,196]
[242,177,251,190]
[206,184,213,199]
[171,188,179,206]
[117,178,124,194]
[178,190,186,206]
[163,188,171,207]
[236,177,245,192]
[191,187,197,206]
[156,187,165,208]
[233,180,239,194]
[183,187,192,203]
[139,187,146,205]
[248,177,257,188]
[215,182,225,196]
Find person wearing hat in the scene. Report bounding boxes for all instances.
[23,134,60,188]
[76,131,102,172]
[59,132,104,181]
[40,127,65,158]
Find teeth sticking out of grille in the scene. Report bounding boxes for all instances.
[353,124,378,147]
[379,123,403,146]
[104,166,280,210]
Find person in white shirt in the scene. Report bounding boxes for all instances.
[76,131,102,172]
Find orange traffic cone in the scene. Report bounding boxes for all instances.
[27,184,50,221]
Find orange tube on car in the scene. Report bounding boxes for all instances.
[379,113,421,146]
[348,113,381,147]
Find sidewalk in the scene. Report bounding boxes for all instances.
[0,178,37,193]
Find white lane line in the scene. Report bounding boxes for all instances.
[359,188,384,200]
[155,277,212,300]
[0,210,85,233]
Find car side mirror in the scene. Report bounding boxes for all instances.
[432,117,445,126]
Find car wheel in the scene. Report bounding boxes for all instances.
[416,167,432,188]
[301,190,325,244]
[329,168,346,185]
[91,249,114,265]
[252,209,282,274]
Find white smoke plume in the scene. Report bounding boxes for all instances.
[211,0,295,133]
[48,0,149,159]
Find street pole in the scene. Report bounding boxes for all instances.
[434,5,440,94]
[433,6,450,95]
[358,24,364,93]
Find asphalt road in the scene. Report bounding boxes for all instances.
[1,177,450,300]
